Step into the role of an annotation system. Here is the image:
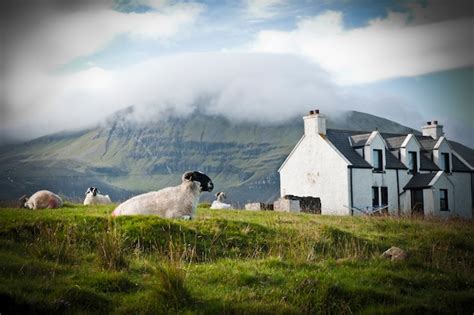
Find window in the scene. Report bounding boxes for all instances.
[372,186,379,207]
[381,187,388,206]
[440,153,450,173]
[372,149,383,172]
[440,189,449,211]
[408,151,418,174]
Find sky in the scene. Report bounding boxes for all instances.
[1,0,473,146]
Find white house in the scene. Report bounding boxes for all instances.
[278,110,473,218]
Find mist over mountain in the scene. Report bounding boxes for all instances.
[0,108,425,204]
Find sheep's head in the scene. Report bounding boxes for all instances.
[216,192,226,200]
[85,187,98,196]
[18,195,28,208]
[183,171,214,192]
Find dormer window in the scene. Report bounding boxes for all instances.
[440,153,450,173]
[372,149,383,172]
[408,151,418,174]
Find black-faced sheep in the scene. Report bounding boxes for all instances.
[112,171,213,219]
[83,187,112,205]
[210,192,233,209]
[23,190,63,209]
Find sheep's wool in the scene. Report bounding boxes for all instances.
[113,181,201,218]
[84,194,112,205]
[25,190,63,209]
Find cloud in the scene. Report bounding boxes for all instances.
[1,0,204,139]
[2,1,204,72]
[0,52,428,144]
[1,2,471,148]
[244,0,286,19]
[251,10,474,84]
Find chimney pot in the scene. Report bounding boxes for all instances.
[422,120,444,139]
[303,110,326,136]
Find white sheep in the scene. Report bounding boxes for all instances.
[210,192,233,209]
[112,171,214,219]
[23,190,63,209]
[83,187,112,205]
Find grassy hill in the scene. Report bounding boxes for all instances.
[0,205,473,314]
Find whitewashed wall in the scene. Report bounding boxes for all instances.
[449,172,472,218]
[350,168,372,215]
[400,135,420,173]
[433,138,453,172]
[279,133,350,215]
[363,132,386,167]
[425,174,455,218]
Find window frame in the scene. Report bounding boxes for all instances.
[381,187,388,207]
[372,186,380,208]
[372,149,383,172]
[408,151,418,174]
[440,153,451,173]
[439,189,449,211]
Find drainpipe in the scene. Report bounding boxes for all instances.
[396,169,401,216]
[349,167,354,216]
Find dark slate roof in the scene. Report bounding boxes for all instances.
[419,152,440,171]
[326,130,406,169]
[385,150,408,169]
[416,136,438,151]
[350,133,371,147]
[452,154,471,172]
[450,141,474,168]
[404,173,438,190]
[325,130,372,168]
[385,136,407,149]
[325,129,473,172]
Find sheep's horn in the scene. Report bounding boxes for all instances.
[182,171,194,182]
[18,195,27,201]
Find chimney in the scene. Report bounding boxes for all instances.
[422,120,444,139]
[303,109,326,136]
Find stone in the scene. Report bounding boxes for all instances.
[381,246,407,261]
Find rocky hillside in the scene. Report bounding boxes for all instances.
[0,109,420,204]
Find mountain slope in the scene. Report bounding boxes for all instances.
[0,109,421,204]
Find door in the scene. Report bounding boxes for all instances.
[411,189,424,216]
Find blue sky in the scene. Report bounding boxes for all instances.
[1,0,473,145]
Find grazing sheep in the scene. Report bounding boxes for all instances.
[83,187,112,205]
[23,190,63,209]
[210,192,233,209]
[112,171,213,219]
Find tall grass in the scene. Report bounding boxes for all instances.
[29,222,78,266]
[96,219,129,270]
[0,206,472,314]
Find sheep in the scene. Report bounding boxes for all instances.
[112,171,213,219]
[83,187,112,205]
[23,190,63,209]
[210,192,233,209]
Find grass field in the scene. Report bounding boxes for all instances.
[0,204,473,314]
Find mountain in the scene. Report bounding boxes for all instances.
[0,109,422,204]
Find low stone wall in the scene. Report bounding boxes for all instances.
[274,198,301,212]
[244,202,274,211]
[282,195,321,214]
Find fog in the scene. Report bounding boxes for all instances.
[0,0,472,146]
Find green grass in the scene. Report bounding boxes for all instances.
[0,205,473,314]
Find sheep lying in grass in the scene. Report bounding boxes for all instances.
[22,190,63,209]
[210,192,233,209]
[83,187,112,205]
[112,171,214,219]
